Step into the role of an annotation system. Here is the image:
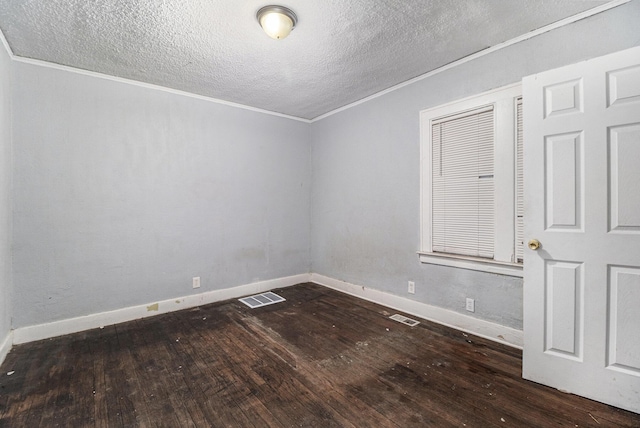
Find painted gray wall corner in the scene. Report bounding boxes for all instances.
[0,36,12,343]
[309,0,640,330]
[11,62,311,328]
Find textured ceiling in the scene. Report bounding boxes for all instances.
[0,0,610,120]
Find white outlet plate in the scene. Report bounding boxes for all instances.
[466,298,475,312]
[193,277,201,289]
[408,281,415,294]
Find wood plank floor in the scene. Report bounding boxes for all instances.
[1,283,639,427]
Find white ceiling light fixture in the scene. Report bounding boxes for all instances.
[257,5,298,40]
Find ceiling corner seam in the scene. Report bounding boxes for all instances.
[10,55,312,124]
[309,0,632,123]
[0,29,14,58]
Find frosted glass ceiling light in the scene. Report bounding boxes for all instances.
[257,5,297,40]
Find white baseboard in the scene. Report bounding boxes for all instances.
[0,330,12,367]
[9,272,522,350]
[310,274,523,349]
[12,273,311,345]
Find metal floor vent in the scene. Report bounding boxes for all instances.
[389,314,420,327]
[239,292,286,309]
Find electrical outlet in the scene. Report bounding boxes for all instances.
[193,277,201,289]
[466,298,475,312]
[408,281,415,294]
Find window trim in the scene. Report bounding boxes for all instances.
[416,251,523,277]
[419,83,523,277]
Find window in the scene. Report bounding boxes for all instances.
[431,105,495,258]
[419,84,523,277]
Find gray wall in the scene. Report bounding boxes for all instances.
[0,42,12,342]
[310,1,640,330]
[11,63,311,328]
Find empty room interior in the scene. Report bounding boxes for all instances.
[1,0,640,426]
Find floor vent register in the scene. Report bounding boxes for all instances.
[239,292,286,309]
[389,313,420,327]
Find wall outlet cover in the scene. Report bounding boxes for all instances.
[465,298,475,312]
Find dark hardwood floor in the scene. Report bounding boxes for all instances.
[1,283,638,427]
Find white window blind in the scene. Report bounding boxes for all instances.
[515,97,524,263]
[432,107,495,258]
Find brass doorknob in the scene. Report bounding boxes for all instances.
[528,239,541,250]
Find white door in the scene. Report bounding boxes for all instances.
[523,45,640,413]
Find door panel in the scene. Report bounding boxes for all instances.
[545,260,583,359]
[544,78,583,118]
[523,46,640,414]
[607,266,640,375]
[544,132,583,230]
[607,65,640,106]
[609,124,640,232]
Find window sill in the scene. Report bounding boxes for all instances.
[417,251,523,277]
